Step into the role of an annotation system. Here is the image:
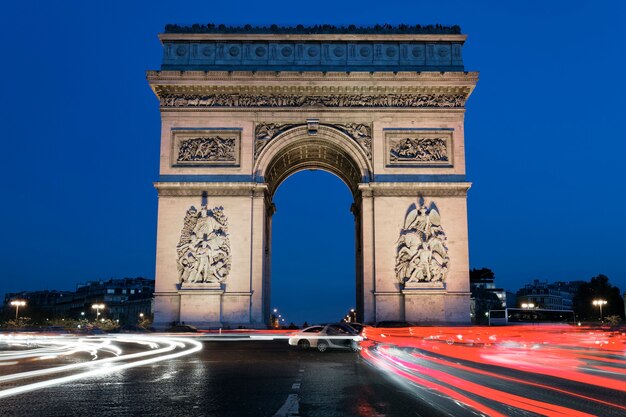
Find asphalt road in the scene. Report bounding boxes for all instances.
[1,338,439,417]
[2,333,626,417]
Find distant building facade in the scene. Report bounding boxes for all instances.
[470,268,507,323]
[4,277,154,323]
[515,279,583,310]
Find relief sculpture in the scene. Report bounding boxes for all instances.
[161,93,465,108]
[254,123,297,158]
[177,204,231,284]
[177,136,236,162]
[333,123,372,159]
[395,201,449,286]
[389,138,448,162]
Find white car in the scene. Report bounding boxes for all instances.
[288,324,363,352]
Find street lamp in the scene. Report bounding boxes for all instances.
[92,303,105,320]
[592,299,607,321]
[10,300,26,320]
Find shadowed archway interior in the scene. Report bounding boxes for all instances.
[263,136,365,197]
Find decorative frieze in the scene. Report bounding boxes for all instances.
[177,204,232,284]
[395,200,449,286]
[172,129,240,166]
[161,93,466,109]
[385,129,452,167]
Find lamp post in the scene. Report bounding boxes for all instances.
[10,300,26,320]
[91,303,105,321]
[592,299,607,321]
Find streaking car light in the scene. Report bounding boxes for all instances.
[0,335,202,398]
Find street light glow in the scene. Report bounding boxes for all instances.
[91,303,105,320]
[592,299,608,321]
[10,300,26,320]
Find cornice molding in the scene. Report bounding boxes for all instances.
[154,182,268,197]
[359,182,471,197]
[147,70,479,83]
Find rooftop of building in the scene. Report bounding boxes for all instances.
[163,23,462,35]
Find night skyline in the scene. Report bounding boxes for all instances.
[1,1,625,324]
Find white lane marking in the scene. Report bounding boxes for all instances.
[291,383,301,389]
[273,393,299,417]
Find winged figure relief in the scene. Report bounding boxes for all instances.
[395,201,449,285]
[177,205,232,284]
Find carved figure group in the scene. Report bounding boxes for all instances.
[177,205,231,284]
[254,123,297,158]
[177,136,236,162]
[161,93,465,109]
[390,138,448,162]
[395,201,449,285]
[334,123,372,159]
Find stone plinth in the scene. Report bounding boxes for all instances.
[179,286,224,327]
[403,288,447,324]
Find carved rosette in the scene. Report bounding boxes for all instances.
[395,200,449,286]
[176,204,232,284]
[161,93,465,109]
[177,136,236,163]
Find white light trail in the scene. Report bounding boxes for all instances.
[0,335,202,399]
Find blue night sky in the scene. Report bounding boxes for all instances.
[1,1,625,324]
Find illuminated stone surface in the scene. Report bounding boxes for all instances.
[148,26,478,327]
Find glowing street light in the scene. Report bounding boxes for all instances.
[592,299,607,321]
[10,300,26,320]
[92,303,105,320]
[521,303,535,309]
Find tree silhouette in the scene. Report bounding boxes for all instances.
[573,274,624,321]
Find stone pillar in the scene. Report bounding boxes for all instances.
[249,188,268,327]
[359,190,376,324]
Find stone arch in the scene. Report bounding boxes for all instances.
[254,125,373,196]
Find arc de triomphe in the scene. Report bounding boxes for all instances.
[148,25,478,328]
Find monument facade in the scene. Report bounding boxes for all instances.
[147,24,478,327]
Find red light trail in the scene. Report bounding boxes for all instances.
[360,325,626,416]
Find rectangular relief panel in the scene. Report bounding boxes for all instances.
[171,128,241,167]
[384,128,453,167]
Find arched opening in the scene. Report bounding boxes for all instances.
[271,169,355,325]
[255,125,372,326]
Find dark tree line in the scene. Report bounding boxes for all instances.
[573,274,624,321]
